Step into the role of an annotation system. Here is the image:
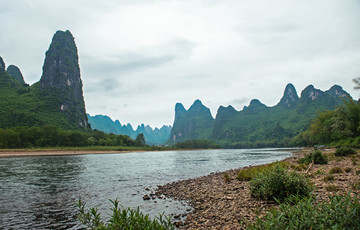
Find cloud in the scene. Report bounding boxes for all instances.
[1,0,360,128]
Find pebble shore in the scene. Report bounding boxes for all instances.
[156,148,360,229]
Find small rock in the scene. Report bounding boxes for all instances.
[143,195,151,200]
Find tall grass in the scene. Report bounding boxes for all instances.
[248,193,360,229]
[76,199,174,230]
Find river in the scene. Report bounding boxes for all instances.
[0,148,293,229]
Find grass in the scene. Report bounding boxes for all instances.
[248,193,360,230]
[298,150,328,164]
[237,161,289,181]
[335,147,357,156]
[224,173,231,183]
[76,199,174,230]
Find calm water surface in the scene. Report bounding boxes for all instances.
[0,149,293,229]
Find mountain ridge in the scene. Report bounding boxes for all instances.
[87,114,172,145]
[171,83,352,147]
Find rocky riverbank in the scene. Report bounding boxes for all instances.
[156,148,360,229]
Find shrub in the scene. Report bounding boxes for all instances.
[224,173,231,183]
[76,199,174,230]
[335,147,357,156]
[298,150,328,164]
[330,166,344,174]
[249,166,312,202]
[248,194,360,230]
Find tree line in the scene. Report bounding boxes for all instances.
[0,125,146,148]
[293,91,360,147]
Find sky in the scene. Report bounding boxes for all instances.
[1,0,360,128]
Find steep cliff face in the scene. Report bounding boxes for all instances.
[277,83,299,108]
[171,84,352,146]
[300,85,325,102]
[171,99,214,142]
[326,85,349,98]
[40,30,88,128]
[0,56,5,72]
[6,65,25,84]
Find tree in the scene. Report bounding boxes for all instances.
[135,133,146,146]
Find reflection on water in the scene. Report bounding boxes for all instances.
[0,149,293,229]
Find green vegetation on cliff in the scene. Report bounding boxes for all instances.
[170,84,351,148]
[0,30,89,130]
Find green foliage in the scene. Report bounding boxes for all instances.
[249,166,312,202]
[237,161,290,181]
[175,139,220,149]
[214,88,347,148]
[249,194,360,230]
[0,126,136,148]
[335,146,357,156]
[296,96,360,146]
[135,133,146,146]
[76,199,174,230]
[224,173,231,183]
[298,150,328,164]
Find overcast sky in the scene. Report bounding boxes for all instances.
[1,0,360,128]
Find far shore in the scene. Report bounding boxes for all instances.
[0,147,219,158]
[0,149,140,158]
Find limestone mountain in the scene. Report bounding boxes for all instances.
[0,57,5,72]
[40,30,88,128]
[6,65,26,85]
[277,83,299,108]
[0,30,89,130]
[87,114,172,145]
[170,84,351,147]
[170,99,214,143]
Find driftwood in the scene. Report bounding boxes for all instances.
[305,161,314,174]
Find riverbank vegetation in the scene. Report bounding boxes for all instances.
[175,139,220,149]
[293,96,360,147]
[76,199,174,230]
[0,125,174,151]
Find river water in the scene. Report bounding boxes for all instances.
[0,149,293,229]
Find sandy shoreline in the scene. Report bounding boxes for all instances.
[0,150,131,158]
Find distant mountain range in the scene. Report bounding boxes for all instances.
[0,30,353,148]
[171,83,351,147]
[87,114,172,145]
[0,30,89,130]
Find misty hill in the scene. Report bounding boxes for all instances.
[87,114,172,145]
[0,30,89,130]
[170,100,214,143]
[170,84,351,147]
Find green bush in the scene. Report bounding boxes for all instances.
[248,194,360,230]
[335,147,357,156]
[76,199,174,230]
[249,166,312,202]
[224,173,231,183]
[298,150,328,164]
